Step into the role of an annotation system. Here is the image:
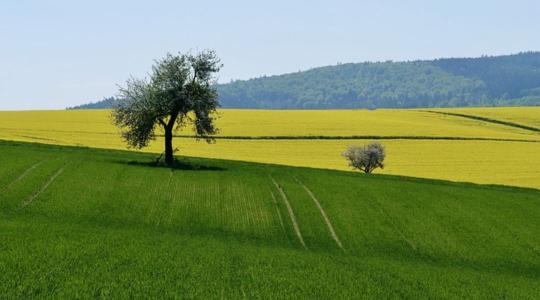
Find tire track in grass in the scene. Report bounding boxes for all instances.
[248,186,260,234]
[214,180,222,230]
[241,183,253,235]
[166,172,183,228]
[245,186,258,235]
[21,163,69,207]
[154,171,174,227]
[239,183,252,235]
[204,179,213,229]
[231,183,242,232]
[233,183,242,232]
[249,185,268,237]
[4,160,45,191]
[184,177,195,230]
[371,197,417,251]
[190,178,197,229]
[258,187,273,234]
[220,180,231,232]
[269,175,307,249]
[145,170,165,226]
[238,183,250,234]
[175,175,188,229]
[270,191,289,243]
[293,176,344,249]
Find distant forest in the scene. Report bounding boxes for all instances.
[68,97,117,110]
[70,52,540,110]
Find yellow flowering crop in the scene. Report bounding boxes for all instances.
[0,107,539,189]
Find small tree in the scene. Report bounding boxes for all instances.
[112,50,222,166]
[342,143,385,173]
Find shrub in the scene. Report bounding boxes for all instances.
[342,143,385,173]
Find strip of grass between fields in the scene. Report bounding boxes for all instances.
[2,133,540,143]
[422,110,540,133]
[172,135,540,143]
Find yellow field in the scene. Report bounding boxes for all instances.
[0,108,539,189]
[0,109,539,139]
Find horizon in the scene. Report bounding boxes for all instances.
[1,0,540,110]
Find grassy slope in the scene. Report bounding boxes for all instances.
[0,141,539,299]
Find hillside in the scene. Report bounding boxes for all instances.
[67,97,117,110]
[71,52,540,109]
[218,52,540,108]
[0,141,539,298]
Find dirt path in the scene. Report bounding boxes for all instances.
[293,176,344,249]
[22,165,68,207]
[269,175,307,249]
[5,160,45,191]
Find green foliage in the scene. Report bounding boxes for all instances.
[1,141,539,298]
[113,51,221,146]
[112,51,221,164]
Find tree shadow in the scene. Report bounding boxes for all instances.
[113,158,227,171]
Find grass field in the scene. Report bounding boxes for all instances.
[1,141,539,298]
[0,107,539,189]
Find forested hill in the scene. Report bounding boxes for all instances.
[218,52,540,108]
[68,97,117,110]
[70,52,540,109]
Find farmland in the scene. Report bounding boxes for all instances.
[1,140,539,298]
[1,107,539,189]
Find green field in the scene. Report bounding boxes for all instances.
[1,140,539,298]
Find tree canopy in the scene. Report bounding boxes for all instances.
[342,143,386,174]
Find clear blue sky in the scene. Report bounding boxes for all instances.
[1,0,539,110]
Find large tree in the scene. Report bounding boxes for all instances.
[113,50,222,166]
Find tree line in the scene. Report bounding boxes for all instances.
[217,52,540,109]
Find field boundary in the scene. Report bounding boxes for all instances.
[422,110,540,133]
[4,127,540,143]
[293,176,343,249]
[269,175,307,249]
[172,135,540,143]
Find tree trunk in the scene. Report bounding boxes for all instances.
[164,128,174,166]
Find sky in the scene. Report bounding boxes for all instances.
[1,0,539,110]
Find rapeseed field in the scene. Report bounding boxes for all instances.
[0,108,539,189]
